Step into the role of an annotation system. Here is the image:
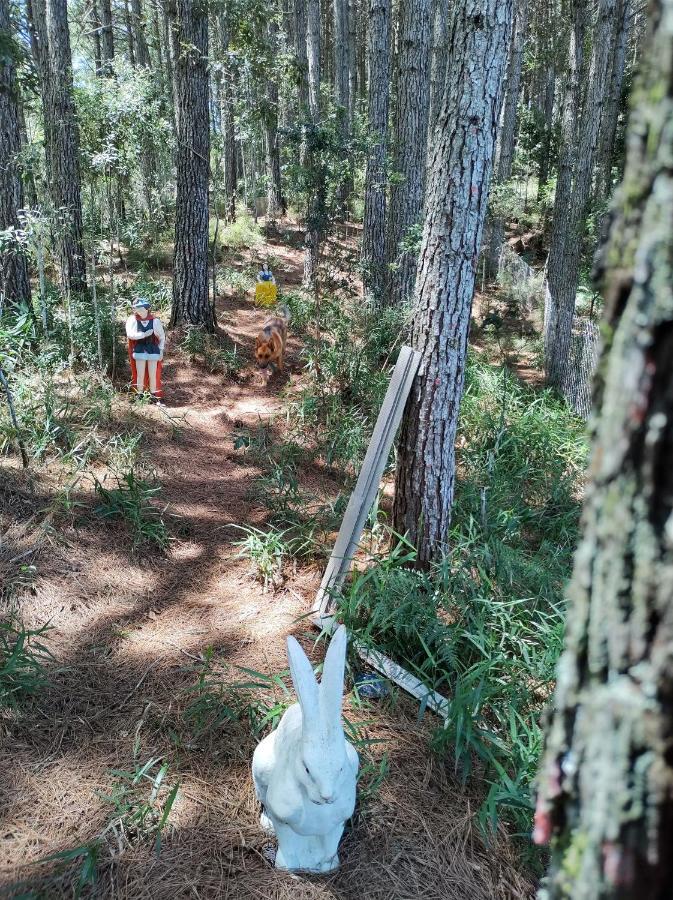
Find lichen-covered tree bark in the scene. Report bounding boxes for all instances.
[361,0,391,305]
[0,0,31,308]
[27,0,87,295]
[384,0,431,308]
[392,0,512,565]
[534,4,673,895]
[263,23,283,221]
[544,0,617,389]
[487,0,528,274]
[170,0,211,329]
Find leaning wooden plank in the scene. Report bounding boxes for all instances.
[315,614,450,720]
[312,345,421,624]
[355,642,450,720]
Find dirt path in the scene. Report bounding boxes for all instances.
[0,236,533,899]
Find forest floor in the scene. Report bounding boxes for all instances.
[1,225,534,899]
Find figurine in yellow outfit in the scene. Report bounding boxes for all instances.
[254,262,278,308]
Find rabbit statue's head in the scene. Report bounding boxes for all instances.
[287,625,351,806]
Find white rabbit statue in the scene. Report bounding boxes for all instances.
[252,624,359,873]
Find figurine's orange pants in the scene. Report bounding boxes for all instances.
[128,341,163,398]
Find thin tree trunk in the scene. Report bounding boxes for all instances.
[294,0,310,112]
[131,0,152,68]
[90,0,103,75]
[170,0,211,329]
[124,0,136,66]
[217,11,237,223]
[392,0,513,566]
[264,75,284,219]
[595,0,631,205]
[361,0,391,305]
[0,0,31,308]
[487,0,529,274]
[27,0,87,295]
[384,0,431,308]
[545,0,617,389]
[303,0,322,289]
[534,4,673,894]
[99,0,115,72]
[333,0,351,213]
[427,0,450,137]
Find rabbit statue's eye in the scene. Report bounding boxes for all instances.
[304,765,310,775]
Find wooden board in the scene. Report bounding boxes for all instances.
[312,345,421,626]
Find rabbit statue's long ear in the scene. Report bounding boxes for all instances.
[319,624,348,731]
[287,636,320,726]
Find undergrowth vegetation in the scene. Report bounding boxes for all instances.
[334,359,587,855]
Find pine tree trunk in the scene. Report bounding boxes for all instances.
[535,4,673,894]
[99,0,115,73]
[595,0,631,205]
[361,0,391,305]
[131,0,152,68]
[216,11,237,223]
[545,0,617,389]
[333,0,351,213]
[384,0,431,308]
[124,0,137,66]
[427,0,450,137]
[170,0,211,329]
[392,0,512,565]
[303,0,322,289]
[163,0,178,135]
[264,76,284,219]
[347,0,358,126]
[90,0,103,75]
[294,0,310,112]
[487,0,528,274]
[27,0,87,295]
[0,0,31,308]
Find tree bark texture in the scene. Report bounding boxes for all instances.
[0,0,31,307]
[170,0,211,329]
[99,0,115,72]
[131,0,152,68]
[264,63,283,218]
[487,0,528,274]
[216,12,237,223]
[385,0,431,308]
[545,0,617,389]
[303,0,322,289]
[294,0,310,112]
[333,0,351,211]
[427,0,450,138]
[28,0,87,295]
[90,0,103,75]
[535,4,673,895]
[595,0,632,205]
[361,0,391,305]
[124,0,137,67]
[392,0,513,565]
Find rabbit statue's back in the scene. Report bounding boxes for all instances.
[252,625,359,872]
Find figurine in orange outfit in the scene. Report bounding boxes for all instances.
[125,297,166,401]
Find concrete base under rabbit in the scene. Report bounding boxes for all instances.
[252,625,359,873]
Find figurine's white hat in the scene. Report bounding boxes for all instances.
[132,297,151,309]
